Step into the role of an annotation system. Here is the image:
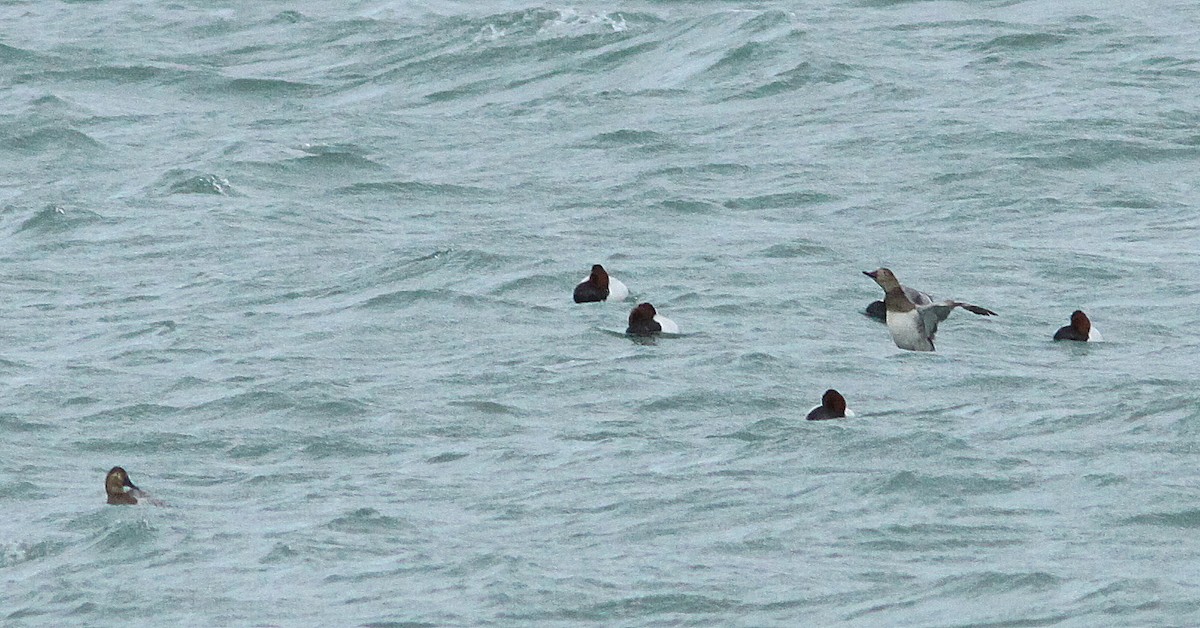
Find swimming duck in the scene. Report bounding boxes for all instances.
[626,302,678,335]
[863,268,996,352]
[105,466,141,505]
[806,389,854,421]
[573,264,630,303]
[1054,310,1100,341]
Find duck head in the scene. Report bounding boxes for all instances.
[1070,310,1091,337]
[863,268,901,291]
[106,466,139,505]
[822,389,847,418]
[589,264,610,294]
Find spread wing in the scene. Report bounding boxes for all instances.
[957,302,997,316]
[922,300,996,326]
[919,299,997,345]
[917,305,944,342]
[904,286,955,323]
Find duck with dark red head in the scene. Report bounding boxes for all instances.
[573,264,629,303]
[625,302,678,336]
[1054,310,1100,341]
[806,389,855,421]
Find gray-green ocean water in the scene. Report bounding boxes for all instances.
[3,1,1200,625]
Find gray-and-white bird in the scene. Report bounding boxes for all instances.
[863,268,996,351]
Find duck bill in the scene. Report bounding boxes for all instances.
[862,270,878,279]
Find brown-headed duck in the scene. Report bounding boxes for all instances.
[864,268,996,352]
[573,264,629,303]
[806,389,854,421]
[1054,310,1101,341]
[626,302,678,335]
[105,466,142,505]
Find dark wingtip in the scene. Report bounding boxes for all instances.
[961,304,997,316]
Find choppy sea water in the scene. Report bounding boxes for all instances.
[3,1,1200,625]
